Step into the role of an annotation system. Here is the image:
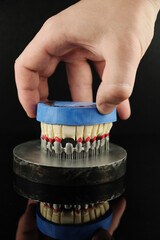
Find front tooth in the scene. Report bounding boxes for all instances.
[74,205,82,224]
[104,201,109,212]
[40,202,44,215]
[52,205,60,224]
[82,205,90,223]
[97,124,104,137]
[94,204,101,218]
[107,122,113,134]
[41,122,45,136]
[76,126,84,141]
[91,124,98,140]
[99,202,105,216]
[46,203,52,221]
[89,204,96,221]
[65,143,73,155]
[48,124,54,140]
[84,125,93,141]
[62,126,75,140]
[53,125,62,139]
[42,203,47,218]
[60,209,74,224]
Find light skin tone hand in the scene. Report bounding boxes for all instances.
[14,0,160,119]
[16,198,126,240]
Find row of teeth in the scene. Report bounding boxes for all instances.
[41,123,112,142]
[41,123,112,157]
[40,201,109,224]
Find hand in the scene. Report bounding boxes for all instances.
[16,198,126,240]
[14,0,160,119]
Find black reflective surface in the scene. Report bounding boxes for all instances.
[1,134,160,239]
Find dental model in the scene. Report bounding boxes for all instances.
[37,101,116,159]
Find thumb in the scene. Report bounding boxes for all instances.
[96,39,140,118]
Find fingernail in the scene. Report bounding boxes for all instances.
[98,103,115,115]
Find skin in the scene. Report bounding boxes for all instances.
[16,198,126,240]
[14,0,160,119]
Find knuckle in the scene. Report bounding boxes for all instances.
[111,84,132,103]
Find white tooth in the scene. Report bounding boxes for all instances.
[97,124,104,137]
[40,202,43,215]
[53,125,62,139]
[48,124,54,140]
[64,205,72,210]
[91,124,98,139]
[52,205,60,224]
[108,122,113,133]
[76,126,84,141]
[99,202,105,216]
[94,204,101,218]
[83,125,93,141]
[82,206,90,223]
[74,209,82,224]
[46,204,52,221]
[42,203,47,218]
[62,126,75,140]
[60,209,74,224]
[104,201,109,212]
[41,122,45,135]
[89,205,96,221]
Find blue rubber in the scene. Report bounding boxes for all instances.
[36,207,112,240]
[36,101,117,125]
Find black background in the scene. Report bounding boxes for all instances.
[0,1,160,239]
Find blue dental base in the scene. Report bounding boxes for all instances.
[37,101,117,125]
[37,206,112,240]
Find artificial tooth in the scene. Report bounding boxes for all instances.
[64,205,72,210]
[83,125,93,141]
[82,205,90,223]
[46,203,52,221]
[76,142,82,153]
[41,122,45,135]
[91,124,98,140]
[89,204,96,221]
[107,122,113,134]
[60,209,74,224]
[97,124,104,137]
[54,141,62,154]
[62,126,75,140]
[52,204,60,224]
[40,202,44,214]
[76,126,84,141]
[48,124,54,141]
[94,204,101,218]
[74,209,82,224]
[99,202,105,215]
[104,201,109,212]
[42,203,47,218]
[53,125,62,139]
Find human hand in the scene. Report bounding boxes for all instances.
[15,0,160,119]
[16,198,126,240]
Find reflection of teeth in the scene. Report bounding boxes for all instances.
[89,204,96,221]
[46,203,52,221]
[82,205,90,223]
[52,204,60,224]
[40,202,110,224]
[99,202,106,215]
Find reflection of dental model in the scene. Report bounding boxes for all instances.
[40,201,110,225]
[41,122,113,158]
